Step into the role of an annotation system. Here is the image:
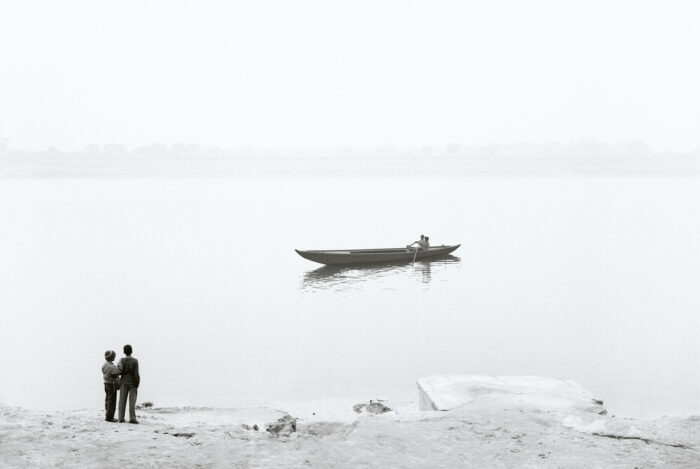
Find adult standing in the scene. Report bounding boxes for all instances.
[101,350,120,422]
[117,344,140,424]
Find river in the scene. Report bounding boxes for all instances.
[1,176,697,419]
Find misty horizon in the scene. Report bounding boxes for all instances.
[2,139,699,157]
[1,1,699,153]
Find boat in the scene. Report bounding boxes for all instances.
[295,244,460,265]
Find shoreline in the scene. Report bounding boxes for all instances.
[2,379,698,468]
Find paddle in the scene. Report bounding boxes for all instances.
[412,246,420,264]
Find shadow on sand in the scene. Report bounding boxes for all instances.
[301,255,461,292]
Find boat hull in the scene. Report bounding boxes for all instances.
[295,244,460,265]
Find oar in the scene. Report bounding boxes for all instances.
[412,246,420,265]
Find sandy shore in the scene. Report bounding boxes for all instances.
[1,395,698,468]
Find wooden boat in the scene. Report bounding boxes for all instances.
[295,244,460,265]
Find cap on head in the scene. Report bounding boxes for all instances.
[123,344,133,356]
[104,350,116,361]
[420,234,425,238]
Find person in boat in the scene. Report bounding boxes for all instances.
[407,235,430,250]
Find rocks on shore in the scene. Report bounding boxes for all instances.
[352,400,392,415]
[417,375,607,415]
[265,414,297,436]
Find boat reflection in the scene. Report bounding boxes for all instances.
[300,255,461,292]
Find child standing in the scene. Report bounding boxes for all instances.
[101,350,120,422]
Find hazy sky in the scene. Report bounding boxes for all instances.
[1,1,698,151]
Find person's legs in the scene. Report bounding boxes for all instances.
[128,385,138,422]
[118,383,128,422]
[104,384,109,412]
[105,384,117,421]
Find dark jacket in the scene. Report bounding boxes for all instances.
[117,356,140,387]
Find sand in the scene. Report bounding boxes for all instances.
[1,378,698,468]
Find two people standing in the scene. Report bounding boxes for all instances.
[101,344,140,424]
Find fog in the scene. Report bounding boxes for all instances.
[1,0,699,152]
[1,0,699,423]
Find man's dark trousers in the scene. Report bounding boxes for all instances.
[118,383,138,422]
[104,383,117,421]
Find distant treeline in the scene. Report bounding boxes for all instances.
[2,141,699,178]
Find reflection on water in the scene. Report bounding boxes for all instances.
[301,255,461,292]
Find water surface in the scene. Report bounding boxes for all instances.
[0,176,697,418]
